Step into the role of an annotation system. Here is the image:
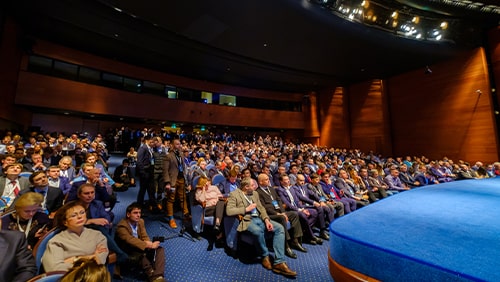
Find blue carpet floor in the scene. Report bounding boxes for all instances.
[330,178,500,282]
[107,155,332,282]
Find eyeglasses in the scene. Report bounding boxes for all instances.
[67,210,86,219]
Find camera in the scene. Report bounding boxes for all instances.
[152,236,165,243]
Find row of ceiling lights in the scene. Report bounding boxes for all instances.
[326,0,452,42]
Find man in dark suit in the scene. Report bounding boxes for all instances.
[113,159,135,191]
[335,169,369,209]
[208,160,224,179]
[163,138,190,228]
[22,171,64,214]
[277,174,323,245]
[293,174,333,239]
[47,165,72,195]
[217,170,240,197]
[0,163,30,207]
[58,156,77,181]
[136,136,157,211]
[0,224,37,282]
[256,173,306,258]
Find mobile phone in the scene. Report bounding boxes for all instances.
[37,224,48,233]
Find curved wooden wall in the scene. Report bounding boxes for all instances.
[387,48,498,163]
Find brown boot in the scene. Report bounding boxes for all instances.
[272,262,297,277]
[261,256,272,270]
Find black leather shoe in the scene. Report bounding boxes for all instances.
[290,242,307,253]
[320,231,330,241]
[307,239,317,245]
[213,225,221,234]
[285,247,297,259]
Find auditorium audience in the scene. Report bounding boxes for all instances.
[0,127,499,281]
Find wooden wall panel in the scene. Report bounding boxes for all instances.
[387,48,497,163]
[303,91,320,145]
[488,27,500,111]
[16,72,305,130]
[318,87,350,148]
[30,40,304,102]
[0,18,32,127]
[348,79,392,156]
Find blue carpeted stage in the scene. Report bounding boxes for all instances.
[329,178,500,282]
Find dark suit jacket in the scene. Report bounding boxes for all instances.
[113,165,133,182]
[208,167,223,180]
[136,144,153,174]
[256,186,286,216]
[0,230,37,282]
[19,186,64,213]
[67,181,110,203]
[334,178,358,199]
[49,176,72,195]
[217,179,241,197]
[276,186,305,211]
[292,184,316,206]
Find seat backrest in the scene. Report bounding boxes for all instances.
[32,227,60,275]
[19,171,33,178]
[212,174,225,186]
[26,271,66,282]
[192,175,201,190]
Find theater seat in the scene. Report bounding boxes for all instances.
[26,271,66,282]
[32,228,60,275]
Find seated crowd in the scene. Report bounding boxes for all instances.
[0,128,499,280]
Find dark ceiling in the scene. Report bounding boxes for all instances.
[4,0,500,93]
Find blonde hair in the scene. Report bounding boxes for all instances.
[59,258,111,282]
[197,157,206,166]
[14,192,43,211]
[197,176,209,189]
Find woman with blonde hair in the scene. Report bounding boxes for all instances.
[1,192,50,249]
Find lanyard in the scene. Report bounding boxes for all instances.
[242,194,253,205]
[259,187,274,201]
[17,216,33,238]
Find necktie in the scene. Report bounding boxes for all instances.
[286,189,296,207]
[11,180,19,196]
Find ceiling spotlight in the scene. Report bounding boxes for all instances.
[424,66,432,74]
[440,21,448,30]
